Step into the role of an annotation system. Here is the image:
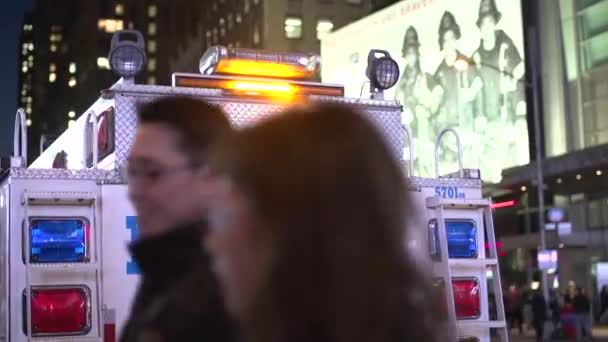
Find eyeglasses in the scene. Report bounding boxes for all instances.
[126,162,197,184]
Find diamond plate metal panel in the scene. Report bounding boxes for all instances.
[9,168,119,182]
[112,85,404,173]
[407,176,483,189]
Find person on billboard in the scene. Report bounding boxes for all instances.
[395,26,443,176]
[472,0,527,181]
[434,11,483,171]
[473,0,525,127]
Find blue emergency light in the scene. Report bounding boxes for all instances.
[29,219,88,263]
[445,220,478,258]
[431,220,478,258]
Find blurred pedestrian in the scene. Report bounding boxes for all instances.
[121,97,235,342]
[205,103,448,342]
[573,287,593,341]
[600,286,608,321]
[531,289,547,341]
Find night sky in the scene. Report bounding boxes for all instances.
[0,0,34,156]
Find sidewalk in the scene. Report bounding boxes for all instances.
[506,326,608,341]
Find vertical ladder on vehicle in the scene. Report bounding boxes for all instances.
[22,191,104,342]
[429,127,508,342]
[427,197,508,342]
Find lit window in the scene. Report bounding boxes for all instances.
[115,3,124,15]
[244,0,250,13]
[68,111,76,118]
[28,43,34,51]
[26,119,32,127]
[69,62,77,74]
[316,19,334,40]
[148,22,157,36]
[236,13,242,23]
[28,55,34,62]
[50,44,58,52]
[148,4,157,18]
[49,33,62,42]
[28,60,33,68]
[50,63,56,72]
[148,58,156,71]
[221,28,226,37]
[254,24,260,44]
[97,57,111,70]
[27,97,32,104]
[21,90,27,96]
[98,19,124,33]
[285,17,303,39]
[220,18,225,26]
[68,77,77,87]
[49,73,57,83]
[148,40,157,53]
[68,120,76,128]
[22,66,28,73]
[228,14,233,29]
[147,76,156,85]
[128,21,134,29]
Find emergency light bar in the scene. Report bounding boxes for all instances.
[199,46,321,79]
[173,73,344,98]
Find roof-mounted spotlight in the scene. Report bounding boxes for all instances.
[108,30,146,84]
[365,49,400,100]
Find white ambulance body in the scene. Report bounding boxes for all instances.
[1,44,507,342]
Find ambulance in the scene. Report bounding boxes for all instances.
[0,30,507,342]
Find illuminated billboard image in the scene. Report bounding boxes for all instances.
[321,0,528,183]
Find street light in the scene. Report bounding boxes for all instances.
[453,30,549,303]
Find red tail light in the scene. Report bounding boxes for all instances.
[452,278,480,319]
[23,286,91,336]
[98,114,108,151]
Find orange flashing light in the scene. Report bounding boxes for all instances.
[226,80,296,94]
[173,73,344,97]
[216,59,312,79]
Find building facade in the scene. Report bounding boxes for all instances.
[169,0,374,73]
[490,0,608,307]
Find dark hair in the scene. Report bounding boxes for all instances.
[212,103,447,342]
[137,96,231,165]
[438,11,461,50]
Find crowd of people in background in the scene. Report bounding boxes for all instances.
[504,284,596,341]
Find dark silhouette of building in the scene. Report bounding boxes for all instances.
[17,0,380,161]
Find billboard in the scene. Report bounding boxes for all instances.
[321,0,528,183]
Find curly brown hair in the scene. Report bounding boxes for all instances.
[211,103,448,342]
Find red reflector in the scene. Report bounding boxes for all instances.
[452,278,480,319]
[27,287,91,335]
